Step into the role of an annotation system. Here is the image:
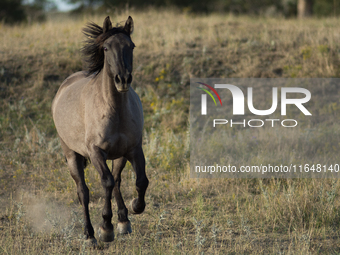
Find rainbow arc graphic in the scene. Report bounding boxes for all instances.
[197,82,222,115]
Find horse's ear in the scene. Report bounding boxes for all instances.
[103,16,112,33]
[124,16,134,35]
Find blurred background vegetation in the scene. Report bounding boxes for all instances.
[1,0,339,24]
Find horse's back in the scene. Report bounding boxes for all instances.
[60,71,87,90]
[52,72,86,109]
[52,71,91,155]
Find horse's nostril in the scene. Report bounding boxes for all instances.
[127,74,132,84]
[115,75,121,84]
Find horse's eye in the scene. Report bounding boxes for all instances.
[104,47,108,51]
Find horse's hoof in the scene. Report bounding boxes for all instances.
[117,221,132,235]
[97,226,114,242]
[130,198,145,214]
[85,237,98,248]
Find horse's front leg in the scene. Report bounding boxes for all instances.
[88,144,115,242]
[127,145,149,214]
[112,157,132,235]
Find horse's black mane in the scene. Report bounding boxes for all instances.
[81,21,130,76]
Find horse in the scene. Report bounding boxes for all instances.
[51,16,148,244]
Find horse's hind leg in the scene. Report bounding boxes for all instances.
[112,157,132,235]
[59,138,96,244]
[87,144,115,242]
[127,145,149,215]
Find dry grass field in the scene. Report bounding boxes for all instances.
[1,9,340,254]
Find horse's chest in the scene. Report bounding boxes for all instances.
[93,117,141,158]
[107,132,133,156]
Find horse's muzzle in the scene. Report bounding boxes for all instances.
[115,74,132,93]
[117,87,130,93]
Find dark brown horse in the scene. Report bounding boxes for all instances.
[52,16,148,244]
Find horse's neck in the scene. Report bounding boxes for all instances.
[99,70,129,114]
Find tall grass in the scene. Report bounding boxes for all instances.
[0,9,340,254]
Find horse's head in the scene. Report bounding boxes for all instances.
[102,16,135,93]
